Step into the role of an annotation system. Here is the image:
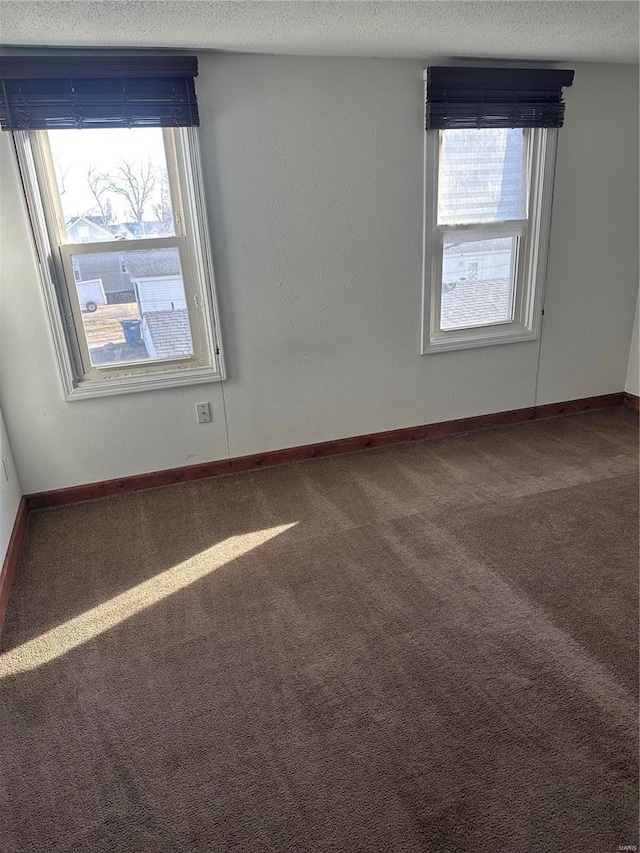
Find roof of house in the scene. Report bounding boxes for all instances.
[66,216,114,239]
[441,277,511,330]
[67,216,137,242]
[127,248,182,280]
[142,309,193,359]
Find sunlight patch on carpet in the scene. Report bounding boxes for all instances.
[0,523,297,677]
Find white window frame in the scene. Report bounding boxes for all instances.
[421,117,558,354]
[12,126,226,399]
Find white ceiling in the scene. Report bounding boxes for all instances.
[0,1,637,64]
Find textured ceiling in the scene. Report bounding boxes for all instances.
[0,1,637,64]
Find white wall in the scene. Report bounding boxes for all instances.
[0,404,23,563]
[626,293,639,395]
[536,62,639,401]
[0,56,638,495]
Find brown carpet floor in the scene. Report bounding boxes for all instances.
[0,408,638,852]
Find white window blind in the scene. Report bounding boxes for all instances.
[438,128,528,225]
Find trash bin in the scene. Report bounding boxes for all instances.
[120,319,142,346]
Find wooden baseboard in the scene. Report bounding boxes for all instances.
[0,497,28,633]
[623,392,640,411]
[26,392,624,511]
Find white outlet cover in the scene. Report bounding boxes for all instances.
[196,402,211,424]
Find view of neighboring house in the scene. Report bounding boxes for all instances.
[68,217,136,303]
[128,248,193,359]
[67,215,167,242]
[441,238,514,329]
[126,248,186,313]
[67,216,118,244]
[442,237,512,284]
[75,241,193,364]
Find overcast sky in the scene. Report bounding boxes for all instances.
[48,127,169,225]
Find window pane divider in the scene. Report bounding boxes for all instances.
[437,220,527,237]
[59,235,183,257]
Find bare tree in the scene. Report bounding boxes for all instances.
[151,171,173,232]
[107,158,156,235]
[55,161,71,197]
[86,165,112,226]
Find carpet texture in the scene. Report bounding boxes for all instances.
[1,408,638,852]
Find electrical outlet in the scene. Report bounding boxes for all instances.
[196,402,211,424]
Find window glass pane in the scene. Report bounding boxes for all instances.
[72,247,193,366]
[48,128,175,242]
[441,236,516,330]
[438,129,527,225]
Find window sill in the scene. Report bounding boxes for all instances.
[64,364,226,400]
[422,322,539,355]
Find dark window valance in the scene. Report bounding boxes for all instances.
[425,66,574,131]
[0,55,199,131]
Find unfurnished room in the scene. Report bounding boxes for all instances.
[0,2,638,851]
